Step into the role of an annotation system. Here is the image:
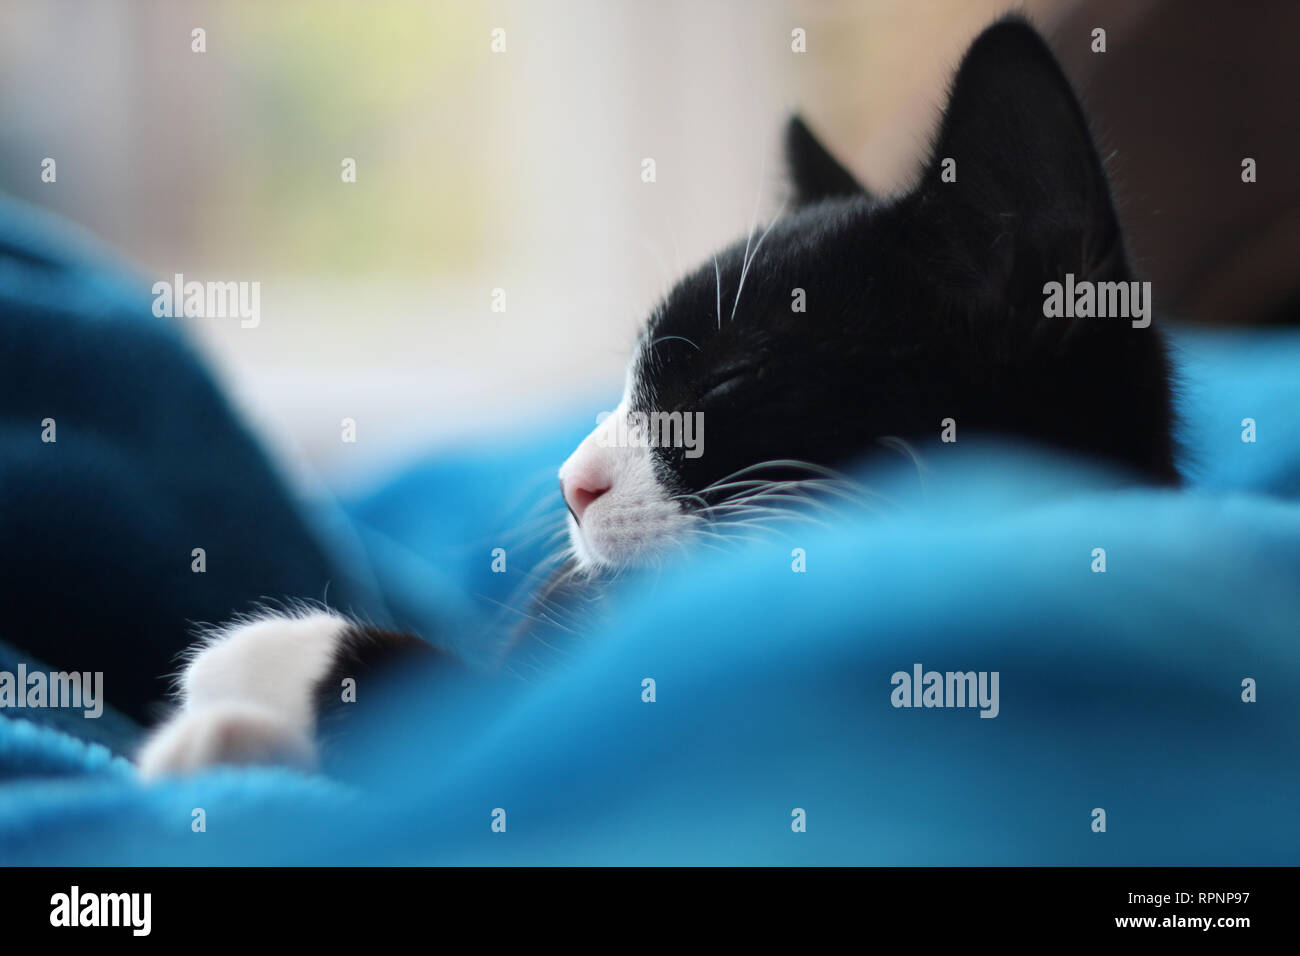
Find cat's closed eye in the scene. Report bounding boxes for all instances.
[697,363,756,404]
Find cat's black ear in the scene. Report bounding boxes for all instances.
[922,17,1124,281]
[784,115,869,207]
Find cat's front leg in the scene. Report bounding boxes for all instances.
[136,610,435,779]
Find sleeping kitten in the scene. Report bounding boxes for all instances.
[138,16,1176,777]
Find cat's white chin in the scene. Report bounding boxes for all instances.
[566,501,696,570]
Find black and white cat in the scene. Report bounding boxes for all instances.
[137,17,1176,777]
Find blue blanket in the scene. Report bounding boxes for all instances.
[2,194,1298,865]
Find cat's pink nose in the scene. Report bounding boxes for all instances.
[560,466,612,524]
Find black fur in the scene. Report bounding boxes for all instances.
[784,115,869,205]
[313,623,445,751]
[634,16,1178,507]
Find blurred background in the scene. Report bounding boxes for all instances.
[1,0,1295,476]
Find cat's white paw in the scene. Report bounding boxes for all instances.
[136,701,315,778]
[136,610,349,780]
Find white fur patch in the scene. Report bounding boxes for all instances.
[136,610,348,779]
[559,396,697,570]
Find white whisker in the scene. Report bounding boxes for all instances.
[731,201,787,324]
[649,335,702,352]
[713,254,722,331]
[735,149,766,321]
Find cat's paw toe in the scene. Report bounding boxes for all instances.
[136,702,315,780]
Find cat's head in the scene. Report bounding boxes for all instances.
[558,16,1176,571]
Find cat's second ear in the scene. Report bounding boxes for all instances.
[784,115,869,207]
